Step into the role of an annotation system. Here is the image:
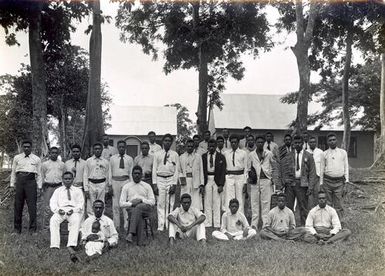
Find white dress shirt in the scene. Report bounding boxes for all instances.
[81,215,118,246]
[65,158,86,185]
[10,153,42,188]
[152,149,179,185]
[169,206,205,227]
[49,185,84,213]
[320,147,349,184]
[305,205,341,235]
[149,142,162,156]
[307,147,324,177]
[220,211,250,234]
[119,181,156,208]
[84,156,110,191]
[42,159,66,184]
[109,154,133,181]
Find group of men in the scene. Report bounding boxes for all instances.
[10,127,351,258]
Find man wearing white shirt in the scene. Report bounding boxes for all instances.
[307,136,324,207]
[264,132,279,159]
[302,131,310,151]
[303,191,351,244]
[239,126,252,149]
[109,140,134,231]
[193,134,205,156]
[222,128,231,152]
[65,144,86,190]
[320,133,350,218]
[224,135,248,214]
[49,171,84,250]
[101,134,118,161]
[148,131,162,155]
[120,166,155,244]
[152,134,180,231]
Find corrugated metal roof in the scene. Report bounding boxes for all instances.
[211,94,355,131]
[106,105,177,136]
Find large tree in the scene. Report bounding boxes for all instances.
[116,1,271,134]
[165,103,194,145]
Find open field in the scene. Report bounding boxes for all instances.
[0,169,384,275]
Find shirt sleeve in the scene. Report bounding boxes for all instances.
[343,150,349,182]
[220,213,228,233]
[240,213,250,229]
[305,209,316,235]
[10,156,17,187]
[80,219,91,241]
[49,188,59,213]
[128,157,134,182]
[83,160,89,192]
[172,153,180,185]
[36,159,43,189]
[105,160,110,187]
[263,211,272,228]
[169,207,180,219]
[142,183,155,206]
[243,151,248,181]
[107,219,119,246]
[152,153,158,185]
[198,155,204,186]
[73,189,85,213]
[289,210,296,229]
[108,158,113,186]
[319,152,325,185]
[119,185,132,208]
[330,208,342,235]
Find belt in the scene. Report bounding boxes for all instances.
[207,172,215,176]
[44,182,62,188]
[88,178,106,184]
[186,172,193,178]
[324,174,345,182]
[157,174,173,178]
[16,172,36,180]
[226,170,244,175]
[112,175,130,181]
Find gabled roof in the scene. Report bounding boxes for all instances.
[210,94,356,131]
[106,105,177,136]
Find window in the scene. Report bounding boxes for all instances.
[348,137,357,158]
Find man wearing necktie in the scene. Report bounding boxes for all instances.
[101,134,118,161]
[202,139,226,228]
[109,140,133,232]
[224,135,248,214]
[263,132,279,159]
[280,134,317,226]
[302,131,310,151]
[179,139,204,210]
[222,129,231,152]
[152,134,180,231]
[49,171,84,251]
[278,134,293,161]
[10,140,42,234]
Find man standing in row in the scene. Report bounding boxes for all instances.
[222,129,231,152]
[65,144,86,190]
[101,134,118,161]
[239,126,252,149]
[264,132,279,158]
[244,135,256,154]
[153,134,179,231]
[179,139,204,210]
[307,136,324,207]
[202,139,226,228]
[10,140,42,234]
[198,130,211,154]
[320,133,350,218]
[84,143,110,216]
[134,141,154,185]
[279,134,292,161]
[109,140,133,232]
[148,131,162,156]
[41,147,66,230]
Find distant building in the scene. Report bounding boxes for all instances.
[106,105,177,159]
[208,94,375,168]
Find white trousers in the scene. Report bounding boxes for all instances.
[50,212,82,248]
[225,174,246,214]
[221,183,227,211]
[204,176,221,228]
[88,182,107,216]
[169,223,206,241]
[250,178,273,228]
[157,176,175,231]
[212,229,257,241]
[111,179,129,230]
[85,241,104,256]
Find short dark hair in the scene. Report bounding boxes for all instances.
[204,130,211,135]
[327,132,337,139]
[229,198,239,206]
[247,134,255,140]
[265,131,273,136]
[117,140,126,146]
[180,193,192,201]
[309,136,316,141]
[243,126,251,131]
[22,139,32,146]
[208,138,217,145]
[162,133,173,142]
[302,131,308,135]
[141,141,149,147]
[229,134,239,142]
[71,144,81,151]
[50,146,59,152]
[186,139,194,144]
[318,190,327,195]
[284,133,292,139]
[93,199,104,207]
[93,142,103,148]
[216,136,224,141]
[277,193,286,199]
[132,165,143,174]
[255,135,265,142]
[148,131,156,136]
[62,171,74,178]
[293,135,303,142]
[102,134,109,138]
[193,134,201,140]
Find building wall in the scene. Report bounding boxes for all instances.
[215,128,374,168]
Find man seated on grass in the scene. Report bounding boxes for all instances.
[260,193,307,241]
[212,198,256,241]
[303,191,351,245]
[120,165,156,244]
[168,193,206,246]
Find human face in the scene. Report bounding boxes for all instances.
[277,196,286,210]
[327,136,337,149]
[93,202,104,218]
[293,139,303,152]
[229,202,239,215]
[93,145,103,158]
[132,169,142,183]
[62,173,73,188]
[284,136,292,147]
[72,148,81,160]
[186,142,194,154]
[247,136,255,148]
[181,197,191,212]
[318,193,327,208]
[302,133,309,142]
[103,136,109,146]
[208,142,216,154]
[309,138,317,150]
[50,149,59,161]
[244,128,251,136]
[23,143,32,156]
[118,142,126,155]
[148,133,156,144]
[217,139,224,150]
[204,132,211,142]
[265,133,273,142]
[230,138,239,151]
[163,137,172,150]
[193,137,200,148]
[141,144,149,156]
[256,138,264,151]
[223,129,229,139]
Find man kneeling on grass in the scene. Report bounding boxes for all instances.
[168,193,206,246]
[303,191,351,245]
[212,198,257,241]
[260,193,307,241]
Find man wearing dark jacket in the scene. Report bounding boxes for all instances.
[202,139,226,228]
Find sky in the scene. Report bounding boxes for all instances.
[0,2,303,124]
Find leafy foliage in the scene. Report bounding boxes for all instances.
[165,103,195,145]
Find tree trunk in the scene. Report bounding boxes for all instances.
[381,53,385,140]
[29,4,48,157]
[58,95,67,160]
[341,30,353,152]
[82,0,104,158]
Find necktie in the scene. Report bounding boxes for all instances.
[66,187,71,201]
[73,160,78,177]
[163,151,168,165]
[209,153,213,168]
[296,151,300,171]
[25,153,30,158]
[225,140,228,148]
[304,143,308,150]
[267,142,271,151]
[232,151,235,167]
[119,155,125,169]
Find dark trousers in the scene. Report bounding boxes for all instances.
[127,203,152,235]
[286,180,308,226]
[14,176,37,232]
[323,177,344,218]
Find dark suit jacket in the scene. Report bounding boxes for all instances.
[202,152,226,187]
[280,150,317,190]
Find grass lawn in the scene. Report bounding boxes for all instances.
[0,169,384,275]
